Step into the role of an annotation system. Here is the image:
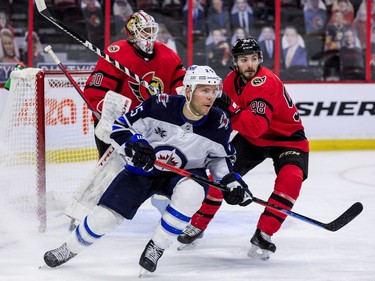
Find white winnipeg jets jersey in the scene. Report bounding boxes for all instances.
[111,94,235,180]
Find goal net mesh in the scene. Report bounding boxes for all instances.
[0,68,98,231]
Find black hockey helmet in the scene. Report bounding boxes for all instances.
[231,37,263,63]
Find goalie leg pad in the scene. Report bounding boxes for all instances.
[64,147,124,222]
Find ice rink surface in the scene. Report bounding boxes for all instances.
[0,150,374,281]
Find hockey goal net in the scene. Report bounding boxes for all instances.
[0,68,98,232]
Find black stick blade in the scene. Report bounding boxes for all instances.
[324,202,363,232]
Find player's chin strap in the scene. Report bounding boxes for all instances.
[186,102,203,118]
[184,89,203,118]
[153,160,363,232]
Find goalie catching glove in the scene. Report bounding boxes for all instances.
[214,92,242,117]
[123,134,156,172]
[221,172,253,206]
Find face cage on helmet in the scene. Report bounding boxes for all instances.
[132,22,159,54]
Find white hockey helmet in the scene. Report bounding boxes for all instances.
[182,65,222,98]
[126,10,159,54]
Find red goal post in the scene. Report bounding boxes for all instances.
[0,68,98,232]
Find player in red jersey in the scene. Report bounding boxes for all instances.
[83,10,186,157]
[177,37,309,260]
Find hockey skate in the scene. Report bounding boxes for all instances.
[139,240,164,276]
[177,224,204,251]
[68,218,77,232]
[247,229,276,261]
[44,243,77,267]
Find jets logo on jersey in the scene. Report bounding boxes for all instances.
[129,71,164,102]
[154,126,167,138]
[108,45,120,52]
[156,94,169,107]
[218,113,230,130]
[154,147,187,170]
[251,76,266,87]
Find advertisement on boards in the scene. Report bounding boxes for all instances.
[286,84,375,140]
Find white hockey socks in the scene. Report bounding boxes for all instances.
[66,205,124,253]
[152,178,205,249]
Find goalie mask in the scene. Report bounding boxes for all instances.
[182,65,222,100]
[126,10,159,54]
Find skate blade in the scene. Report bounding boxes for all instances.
[247,246,271,261]
[177,240,199,251]
[38,263,49,269]
[138,267,149,278]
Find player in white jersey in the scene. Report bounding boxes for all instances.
[43,65,253,276]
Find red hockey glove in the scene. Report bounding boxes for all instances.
[221,172,253,206]
[214,92,242,117]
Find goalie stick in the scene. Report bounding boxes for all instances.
[34,0,158,95]
[44,45,93,110]
[44,45,129,143]
[154,160,363,232]
[44,45,101,120]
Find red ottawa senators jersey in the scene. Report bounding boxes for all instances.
[83,41,186,121]
[223,66,309,152]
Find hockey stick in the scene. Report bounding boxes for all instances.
[34,0,158,95]
[154,160,363,232]
[44,45,100,119]
[44,45,132,138]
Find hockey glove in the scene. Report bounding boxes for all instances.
[213,92,242,117]
[221,172,253,206]
[125,134,156,172]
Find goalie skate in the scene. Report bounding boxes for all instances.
[247,229,276,261]
[44,243,77,267]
